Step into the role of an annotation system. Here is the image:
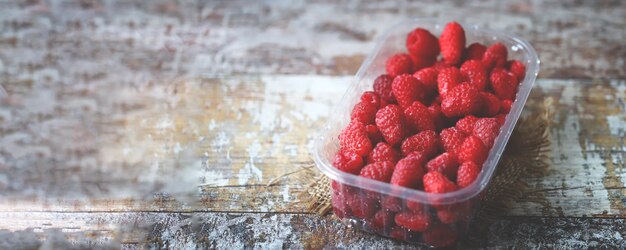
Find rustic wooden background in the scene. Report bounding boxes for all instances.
[0,0,625,248]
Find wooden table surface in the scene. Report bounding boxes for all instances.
[0,0,625,248]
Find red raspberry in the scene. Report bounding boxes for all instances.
[333,150,364,175]
[423,171,457,194]
[460,59,487,90]
[400,130,441,158]
[409,53,436,72]
[413,67,439,94]
[457,161,481,188]
[373,74,396,103]
[455,115,478,135]
[427,104,448,132]
[386,53,414,76]
[406,28,440,59]
[350,91,380,125]
[439,22,466,65]
[367,142,401,164]
[479,92,501,116]
[390,153,427,189]
[423,224,458,248]
[381,195,403,212]
[501,99,513,113]
[436,202,471,224]
[433,59,450,71]
[507,60,526,83]
[331,188,352,218]
[406,200,425,213]
[339,120,373,156]
[395,210,431,232]
[365,124,383,144]
[482,42,508,69]
[370,210,395,230]
[437,67,463,98]
[389,227,407,241]
[346,192,379,218]
[375,104,407,146]
[458,136,488,165]
[441,84,481,118]
[359,161,396,183]
[496,113,507,125]
[473,118,501,148]
[440,127,466,154]
[490,68,518,101]
[425,152,459,180]
[464,42,487,61]
[404,101,435,133]
[392,74,425,109]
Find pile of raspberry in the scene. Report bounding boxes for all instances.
[331,22,525,247]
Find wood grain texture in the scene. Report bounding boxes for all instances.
[2,77,625,219]
[0,0,624,80]
[2,212,625,249]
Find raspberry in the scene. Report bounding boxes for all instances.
[458,136,488,165]
[392,74,425,109]
[395,210,431,232]
[375,104,407,146]
[365,124,383,144]
[331,188,352,218]
[413,67,439,94]
[347,192,379,218]
[464,42,487,61]
[437,202,471,224]
[406,200,425,213]
[381,195,403,212]
[423,171,457,194]
[390,153,427,189]
[501,99,513,113]
[427,104,448,131]
[490,68,518,101]
[373,74,396,103]
[496,113,507,125]
[423,224,458,248]
[455,115,478,135]
[437,67,463,98]
[359,161,396,183]
[386,53,414,76]
[339,120,373,156]
[507,60,526,83]
[389,227,407,241]
[400,130,441,158]
[409,53,436,72]
[457,161,481,188]
[425,152,459,180]
[479,92,501,116]
[473,118,501,148]
[482,42,508,69]
[350,91,380,125]
[441,84,481,117]
[406,28,440,59]
[433,59,450,71]
[440,127,466,154]
[370,210,395,230]
[333,150,364,175]
[460,59,487,90]
[439,22,466,65]
[367,142,401,164]
[404,101,435,133]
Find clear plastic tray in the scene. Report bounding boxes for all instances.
[313,19,539,247]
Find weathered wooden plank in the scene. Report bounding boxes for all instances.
[0,0,623,80]
[1,212,625,249]
[1,77,625,219]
